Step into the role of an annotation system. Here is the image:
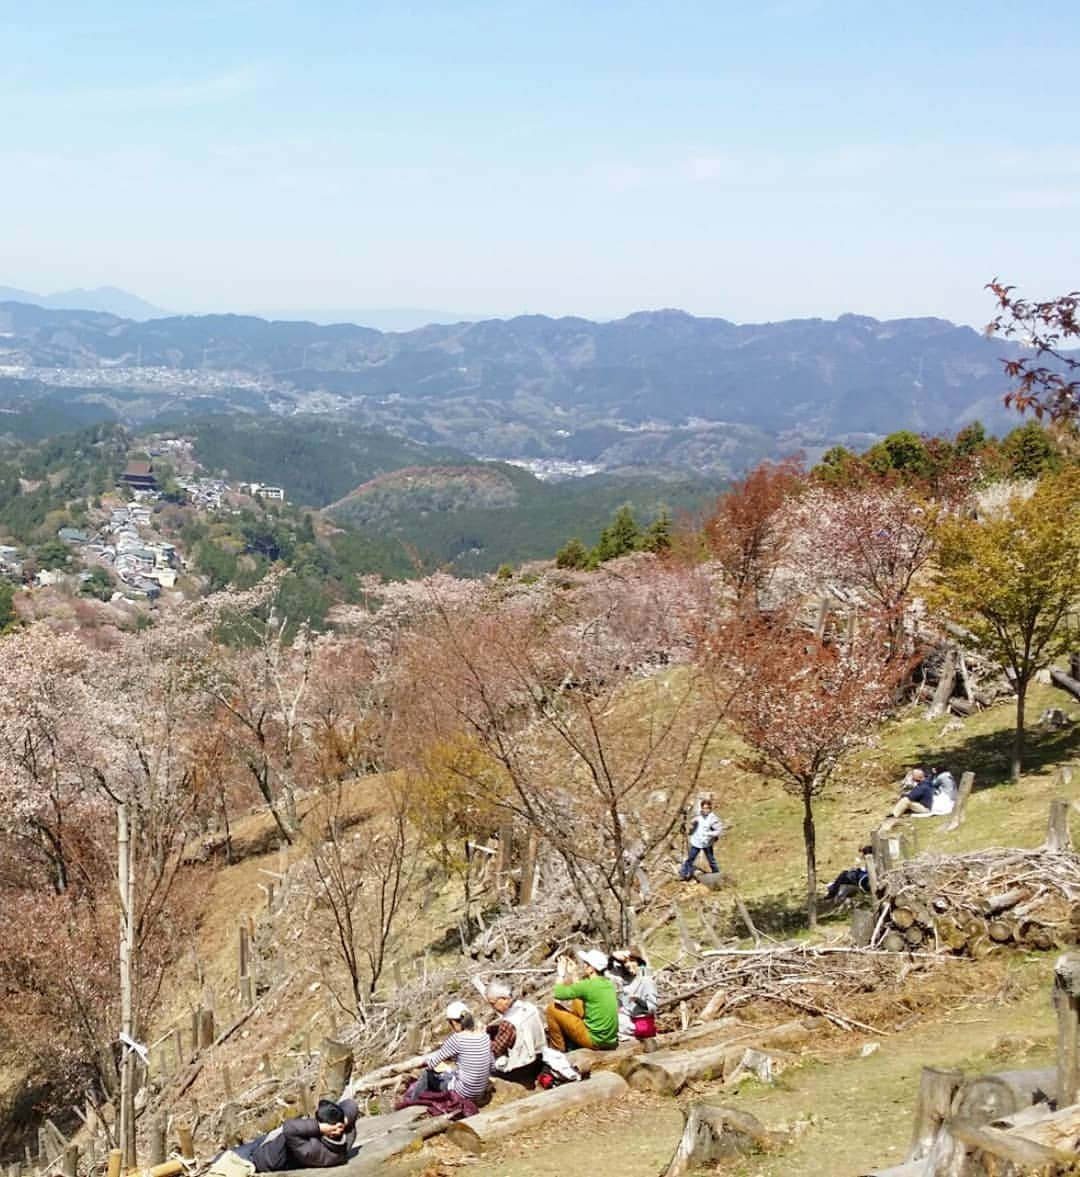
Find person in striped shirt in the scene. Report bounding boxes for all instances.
[413,1001,493,1103]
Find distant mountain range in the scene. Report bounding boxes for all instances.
[0,285,479,330]
[0,299,1036,477]
[252,307,478,331]
[0,285,170,320]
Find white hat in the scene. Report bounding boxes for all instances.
[445,1000,471,1021]
[577,948,609,973]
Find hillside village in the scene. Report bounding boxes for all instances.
[0,442,286,603]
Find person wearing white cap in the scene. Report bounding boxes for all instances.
[408,1001,492,1104]
[545,948,618,1052]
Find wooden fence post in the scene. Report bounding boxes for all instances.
[907,1067,963,1162]
[946,771,975,832]
[148,1119,166,1168]
[1046,798,1073,853]
[518,830,539,906]
[198,1008,215,1050]
[1054,953,1080,1106]
[319,1039,354,1097]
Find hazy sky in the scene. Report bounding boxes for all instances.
[2,0,1077,325]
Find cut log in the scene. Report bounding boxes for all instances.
[445,1072,628,1153]
[625,1020,813,1096]
[1018,921,1055,952]
[1050,666,1080,703]
[947,697,975,717]
[986,920,1014,944]
[934,917,967,952]
[351,1107,429,1147]
[346,1055,427,1096]
[966,933,993,960]
[1006,1101,1080,1151]
[983,887,1026,916]
[952,1068,1056,1125]
[947,1118,1075,1169]
[850,906,875,948]
[891,907,917,931]
[566,1040,641,1076]
[880,931,906,953]
[902,925,924,948]
[660,1104,787,1177]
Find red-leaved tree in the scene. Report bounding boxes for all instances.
[712,612,905,928]
[699,457,805,613]
[987,280,1080,423]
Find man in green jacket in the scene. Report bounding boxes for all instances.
[546,948,619,1051]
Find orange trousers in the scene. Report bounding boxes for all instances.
[545,999,593,1051]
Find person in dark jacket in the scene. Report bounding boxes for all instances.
[890,768,935,818]
[246,1099,359,1172]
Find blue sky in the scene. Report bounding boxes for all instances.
[2,0,1077,324]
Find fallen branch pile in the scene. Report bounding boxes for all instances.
[658,943,947,1033]
[871,848,1080,958]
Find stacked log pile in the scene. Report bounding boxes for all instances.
[914,641,1014,720]
[871,848,1080,958]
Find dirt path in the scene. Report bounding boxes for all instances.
[437,962,1057,1177]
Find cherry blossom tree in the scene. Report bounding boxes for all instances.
[382,567,723,944]
[789,483,941,654]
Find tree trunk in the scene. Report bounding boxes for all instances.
[802,788,817,930]
[117,803,137,1170]
[1012,678,1027,782]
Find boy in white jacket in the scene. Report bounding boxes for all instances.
[678,798,724,879]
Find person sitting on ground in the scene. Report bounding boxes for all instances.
[229,1098,359,1172]
[610,947,658,1041]
[546,948,619,1052]
[485,980,546,1083]
[678,797,724,879]
[398,1001,492,1116]
[929,767,958,815]
[890,768,936,818]
[824,845,874,902]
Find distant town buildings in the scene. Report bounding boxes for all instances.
[238,481,286,501]
[122,459,157,493]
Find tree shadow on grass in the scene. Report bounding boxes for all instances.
[906,720,1080,793]
[717,890,810,939]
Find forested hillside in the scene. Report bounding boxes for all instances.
[0,300,1050,476]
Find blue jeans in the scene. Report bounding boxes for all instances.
[679,843,718,878]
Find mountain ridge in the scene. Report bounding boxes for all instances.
[0,298,1040,477]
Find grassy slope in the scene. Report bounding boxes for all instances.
[671,681,1080,951]
[172,678,1080,1176]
